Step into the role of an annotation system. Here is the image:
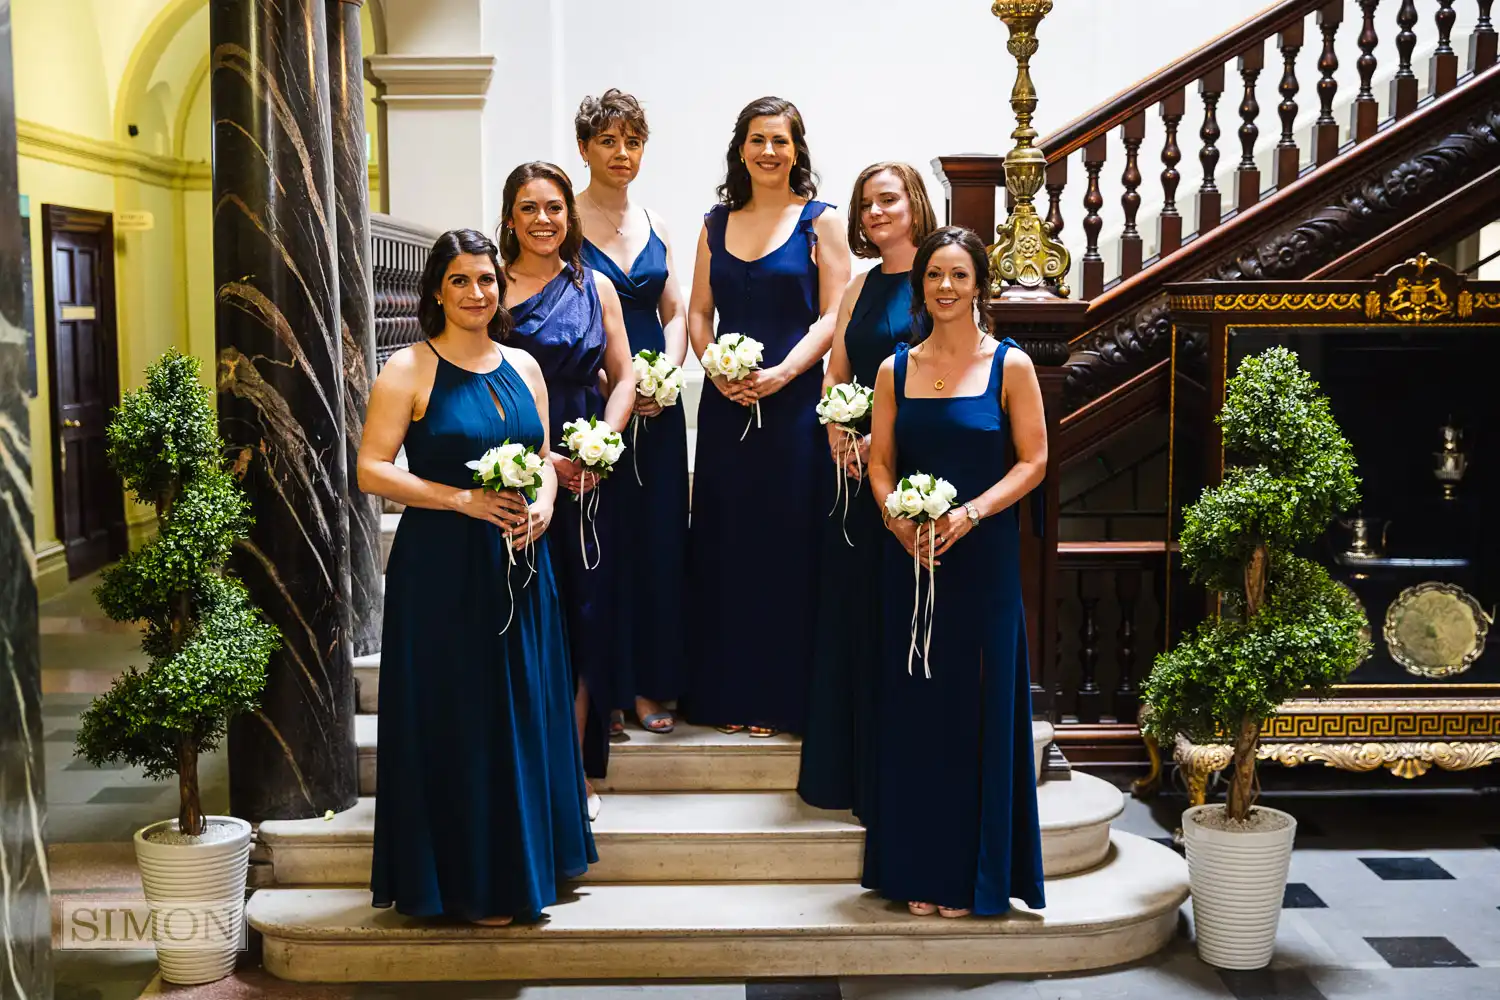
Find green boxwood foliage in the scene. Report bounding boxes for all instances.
[1141,347,1369,821]
[76,350,279,836]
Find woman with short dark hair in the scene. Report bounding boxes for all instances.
[575,89,689,738]
[682,96,851,737]
[862,226,1048,919]
[359,229,595,925]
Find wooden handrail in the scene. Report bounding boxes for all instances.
[1041,0,1327,162]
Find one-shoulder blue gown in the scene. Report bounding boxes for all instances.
[581,227,688,706]
[861,339,1046,915]
[509,267,628,778]
[372,344,596,920]
[685,201,834,734]
[798,268,915,818]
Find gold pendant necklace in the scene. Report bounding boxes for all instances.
[917,334,982,391]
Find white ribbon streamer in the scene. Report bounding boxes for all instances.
[630,413,643,485]
[498,511,537,635]
[828,427,863,547]
[579,479,603,571]
[906,522,936,679]
[740,400,761,442]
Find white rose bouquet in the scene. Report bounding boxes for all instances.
[702,332,764,440]
[629,349,685,484]
[883,473,959,678]
[561,415,626,570]
[465,441,546,633]
[815,379,875,546]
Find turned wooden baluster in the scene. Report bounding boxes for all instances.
[1431,0,1459,95]
[1197,65,1226,235]
[1352,0,1381,141]
[1119,111,1146,279]
[1044,159,1068,240]
[1315,2,1344,166]
[1081,135,1107,299]
[1390,0,1419,119]
[1474,0,1498,72]
[1235,41,1264,211]
[1276,20,1305,190]
[1076,574,1102,724]
[1159,87,1186,257]
[1113,569,1142,722]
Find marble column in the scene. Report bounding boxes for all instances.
[213,0,358,821]
[328,0,381,657]
[0,2,52,996]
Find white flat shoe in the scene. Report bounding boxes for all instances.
[587,789,602,822]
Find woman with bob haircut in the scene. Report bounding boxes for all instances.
[360,228,596,926]
[682,96,851,739]
[798,162,936,820]
[498,161,635,820]
[575,88,690,739]
[862,226,1047,919]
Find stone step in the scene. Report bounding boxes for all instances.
[353,655,380,714]
[356,715,1055,796]
[259,773,1121,888]
[247,831,1186,982]
[355,714,803,796]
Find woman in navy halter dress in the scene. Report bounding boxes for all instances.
[361,230,594,924]
[683,97,851,736]
[500,164,637,800]
[862,228,1047,918]
[575,91,690,733]
[798,164,934,818]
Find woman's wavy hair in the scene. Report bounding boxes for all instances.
[497,161,585,287]
[576,88,649,144]
[847,161,939,260]
[716,96,817,211]
[909,226,992,338]
[416,229,513,343]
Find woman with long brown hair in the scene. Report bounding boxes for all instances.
[682,96,851,738]
[498,161,636,819]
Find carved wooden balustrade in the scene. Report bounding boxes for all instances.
[936,0,1500,413]
[371,213,440,369]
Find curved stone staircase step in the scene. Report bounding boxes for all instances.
[260,771,1122,887]
[246,831,1186,982]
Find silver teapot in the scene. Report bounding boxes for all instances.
[1433,420,1468,500]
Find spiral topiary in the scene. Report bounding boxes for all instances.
[1141,346,1370,822]
[76,350,279,836]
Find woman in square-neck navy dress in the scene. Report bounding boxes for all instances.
[575,90,689,733]
[683,97,851,736]
[499,163,637,802]
[797,163,935,818]
[862,227,1047,918]
[362,230,594,924]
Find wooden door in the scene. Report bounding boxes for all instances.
[43,206,124,578]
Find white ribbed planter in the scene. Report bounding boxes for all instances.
[1182,804,1296,970]
[133,816,252,986]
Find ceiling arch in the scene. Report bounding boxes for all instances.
[113,0,206,145]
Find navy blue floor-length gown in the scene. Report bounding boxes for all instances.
[797,268,915,818]
[684,200,834,734]
[861,339,1046,915]
[581,226,688,705]
[372,344,596,920]
[509,267,628,778]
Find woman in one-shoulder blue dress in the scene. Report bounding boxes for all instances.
[363,229,594,924]
[798,163,935,817]
[861,227,1047,918]
[574,89,690,732]
[683,97,851,736]
[500,163,637,804]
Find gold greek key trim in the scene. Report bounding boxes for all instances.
[1260,713,1500,740]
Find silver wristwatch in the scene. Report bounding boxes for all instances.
[963,502,980,525]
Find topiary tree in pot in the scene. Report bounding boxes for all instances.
[74,349,278,985]
[1141,345,1368,969]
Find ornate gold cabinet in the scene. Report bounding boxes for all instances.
[1149,256,1500,800]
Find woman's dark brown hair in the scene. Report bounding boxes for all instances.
[575,88,649,144]
[909,226,991,336]
[498,161,585,287]
[417,229,513,342]
[847,161,939,260]
[716,96,817,211]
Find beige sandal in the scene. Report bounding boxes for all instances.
[908,901,937,916]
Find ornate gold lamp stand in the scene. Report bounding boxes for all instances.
[982,2,1089,727]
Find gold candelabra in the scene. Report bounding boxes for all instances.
[989,0,1072,299]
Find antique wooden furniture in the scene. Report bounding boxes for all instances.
[1147,255,1500,802]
